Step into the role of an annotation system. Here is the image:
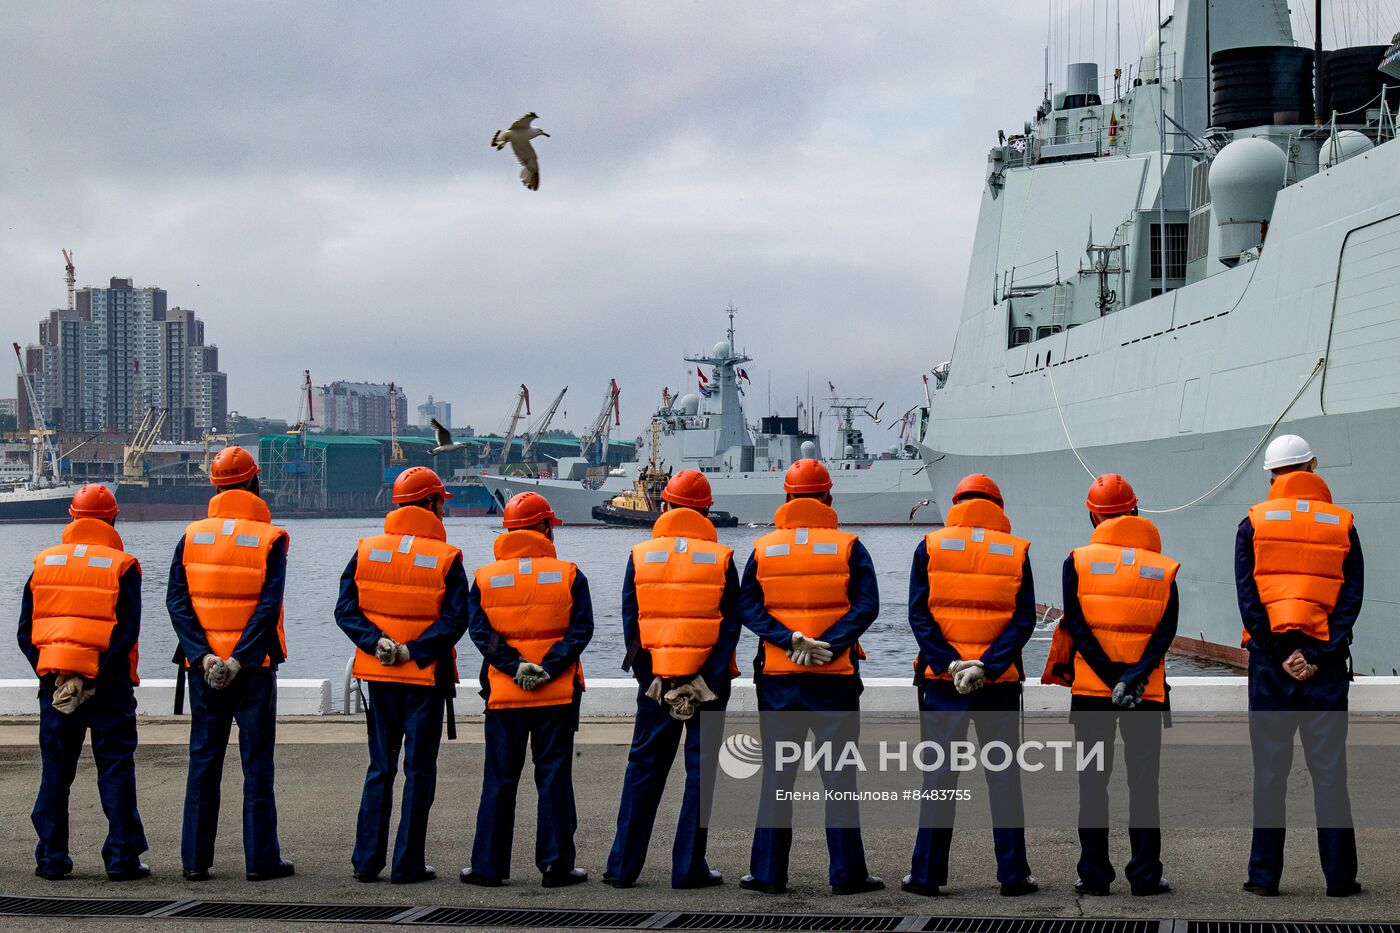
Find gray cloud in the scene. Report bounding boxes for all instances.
[2,1,1050,441]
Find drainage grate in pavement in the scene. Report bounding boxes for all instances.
[0,896,176,918]
[1187,918,1394,924]
[405,907,659,928]
[167,901,415,923]
[923,922,1163,933]
[662,913,906,931]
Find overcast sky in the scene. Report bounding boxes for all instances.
[0,1,1376,448]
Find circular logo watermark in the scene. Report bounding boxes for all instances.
[718,732,763,780]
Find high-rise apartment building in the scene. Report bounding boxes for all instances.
[313,381,409,435]
[17,277,228,442]
[416,395,451,429]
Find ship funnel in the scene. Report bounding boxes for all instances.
[1209,137,1286,264]
[1066,63,1098,97]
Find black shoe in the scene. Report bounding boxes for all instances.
[1131,879,1171,897]
[107,863,151,882]
[246,859,295,882]
[1327,881,1362,898]
[739,873,786,895]
[832,875,885,896]
[353,871,380,883]
[34,865,71,881]
[673,870,722,889]
[900,874,945,897]
[1242,881,1279,897]
[391,866,436,885]
[1001,877,1040,897]
[182,868,210,882]
[601,875,634,889]
[542,866,588,888]
[459,868,503,887]
[1075,879,1111,896]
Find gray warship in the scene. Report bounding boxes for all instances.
[480,313,938,525]
[917,3,1400,670]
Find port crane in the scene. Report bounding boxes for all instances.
[579,378,621,464]
[12,342,61,486]
[387,381,406,467]
[519,386,567,467]
[498,384,530,466]
[62,249,76,310]
[122,406,169,485]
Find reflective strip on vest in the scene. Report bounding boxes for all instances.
[193,532,216,545]
[1265,510,1292,521]
[1316,512,1340,525]
[693,551,718,564]
[1140,566,1164,580]
[88,556,113,569]
[44,554,67,566]
[398,536,414,553]
[490,574,514,588]
[795,529,809,545]
[519,557,532,575]
[235,534,260,548]
[221,519,236,535]
[939,538,965,551]
[73,545,87,557]
[1091,561,1116,574]
[413,553,438,569]
[1122,548,1136,566]
[632,524,731,679]
[971,528,985,543]
[644,551,669,563]
[676,537,689,552]
[368,548,393,563]
[538,571,564,584]
[766,543,790,557]
[923,519,1028,685]
[988,542,1015,557]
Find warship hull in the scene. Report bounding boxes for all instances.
[921,129,1400,670]
[479,459,937,526]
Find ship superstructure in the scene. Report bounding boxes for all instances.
[918,0,1400,669]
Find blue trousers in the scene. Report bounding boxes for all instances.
[354,681,444,880]
[749,675,869,887]
[470,704,577,880]
[605,683,726,886]
[32,683,147,876]
[1247,652,1356,889]
[1070,695,1165,890]
[908,681,1031,887]
[182,668,282,873]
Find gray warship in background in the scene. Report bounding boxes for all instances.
[480,314,938,525]
[917,2,1400,670]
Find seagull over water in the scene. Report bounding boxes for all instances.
[491,112,550,191]
[429,418,469,456]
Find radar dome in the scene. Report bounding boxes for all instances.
[799,440,818,459]
[1321,130,1374,169]
[712,340,731,358]
[678,393,701,415]
[1209,137,1286,262]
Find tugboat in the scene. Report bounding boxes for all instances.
[590,423,738,528]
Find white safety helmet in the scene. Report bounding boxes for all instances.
[1262,434,1315,472]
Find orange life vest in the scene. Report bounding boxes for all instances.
[922,498,1029,683]
[1070,515,1178,702]
[30,519,141,684]
[351,506,462,687]
[753,497,859,676]
[474,530,582,709]
[181,489,289,666]
[631,507,733,678]
[1245,471,1352,644]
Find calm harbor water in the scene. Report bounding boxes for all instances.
[0,517,1231,704]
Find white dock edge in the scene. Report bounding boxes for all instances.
[578,676,1400,717]
[0,679,333,716]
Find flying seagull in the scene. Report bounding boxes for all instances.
[429,418,469,455]
[908,498,935,522]
[491,112,550,191]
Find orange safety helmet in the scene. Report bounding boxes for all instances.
[391,466,452,504]
[502,491,561,529]
[68,484,119,520]
[783,458,832,494]
[1086,473,1138,516]
[952,472,1003,507]
[209,446,259,487]
[662,469,713,508]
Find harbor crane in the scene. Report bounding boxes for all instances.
[498,384,530,465]
[579,378,621,464]
[122,406,169,485]
[519,386,567,466]
[388,381,406,466]
[62,250,75,310]
[12,342,61,485]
